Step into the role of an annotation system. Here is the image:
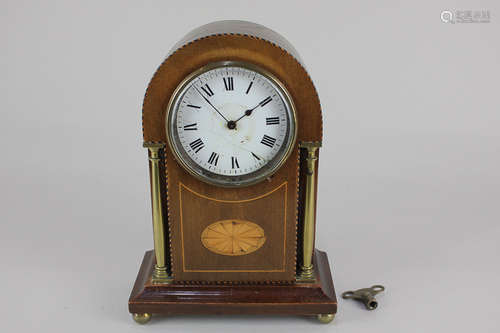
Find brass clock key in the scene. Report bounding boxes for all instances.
[342,285,386,310]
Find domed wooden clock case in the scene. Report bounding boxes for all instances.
[128,21,337,324]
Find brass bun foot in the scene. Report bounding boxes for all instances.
[317,313,335,324]
[132,313,152,324]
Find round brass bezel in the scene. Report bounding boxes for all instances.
[165,61,297,188]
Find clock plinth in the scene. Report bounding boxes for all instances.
[129,249,337,319]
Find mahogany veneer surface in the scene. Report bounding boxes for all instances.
[129,249,337,316]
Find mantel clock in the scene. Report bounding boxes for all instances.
[128,21,337,324]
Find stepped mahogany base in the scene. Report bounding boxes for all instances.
[128,249,337,322]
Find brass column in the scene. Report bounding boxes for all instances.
[144,142,171,284]
[297,142,321,282]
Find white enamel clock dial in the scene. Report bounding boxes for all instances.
[166,62,297,187]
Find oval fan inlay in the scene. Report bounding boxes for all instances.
[201,220,266,256]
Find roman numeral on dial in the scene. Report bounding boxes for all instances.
[260,135,276,148]
[245,81,253,94]
[183,123,197,130]
[201,84,214,97]
[260,96,272,107]
[266,117,280,125]
[231,156,240,169]
[223,77,234,91]
[208,152,219,166]
[251,152,261,161]
[189,138,205,153]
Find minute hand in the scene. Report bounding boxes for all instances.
[194,86,229,122]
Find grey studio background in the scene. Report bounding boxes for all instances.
[1,1,499,332]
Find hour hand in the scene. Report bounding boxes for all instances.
[235,96,273,123]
